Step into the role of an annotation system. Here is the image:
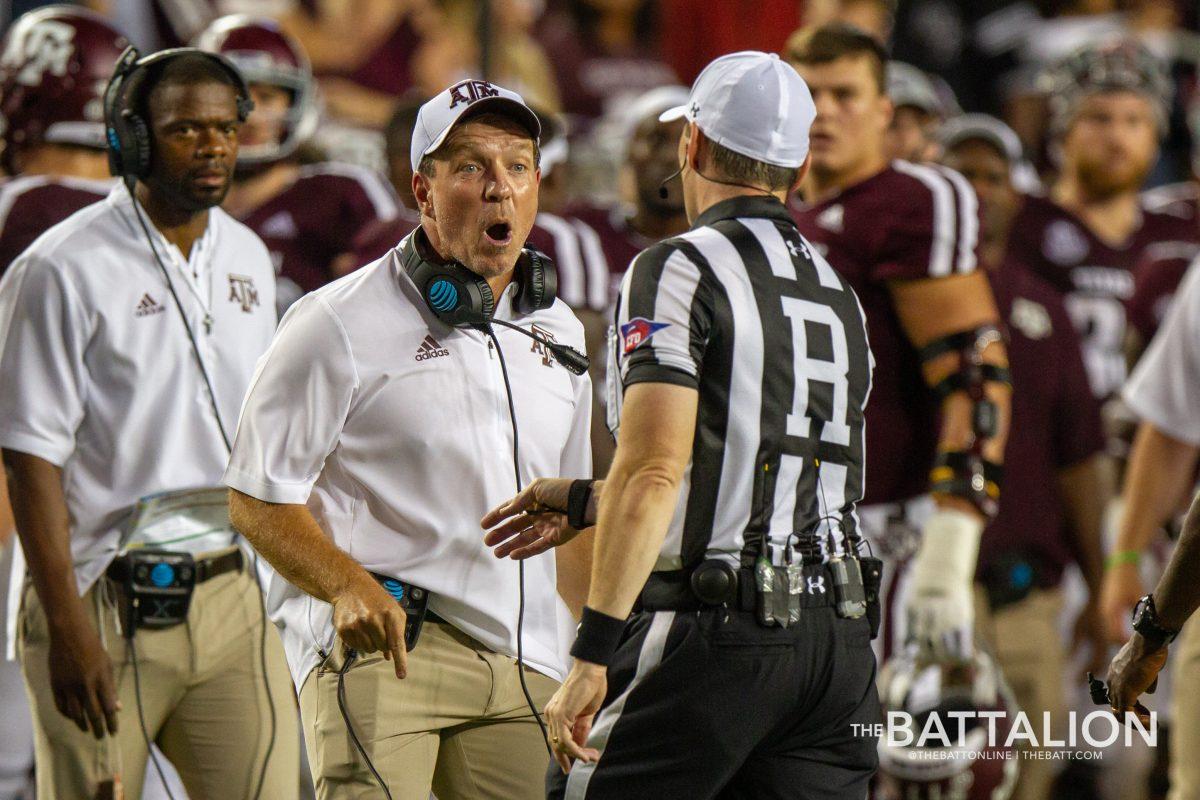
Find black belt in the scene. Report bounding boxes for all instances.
[106,547,244,584]
[635,562,839,613]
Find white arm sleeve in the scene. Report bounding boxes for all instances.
[224,295,358,504]
[0,255,90,466]
[1125,256,1200,445]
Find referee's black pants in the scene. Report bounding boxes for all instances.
[546,570,880,800]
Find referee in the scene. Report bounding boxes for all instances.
[482,51,879,798]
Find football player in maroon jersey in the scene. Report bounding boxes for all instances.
[941,114,1109,800]
[0,6,127,276]
[786,24,1011,664]
[196,15,399,313]
[1005,39,1195,401]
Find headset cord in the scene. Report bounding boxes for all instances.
[126,184,276,800]
[337,651,395,800]
[127,636,178,800]
[484,325,553,755]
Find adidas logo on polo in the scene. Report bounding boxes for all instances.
[135,293,164,317]
[414,334,450,361]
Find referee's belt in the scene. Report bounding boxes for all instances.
[634,561,838,613]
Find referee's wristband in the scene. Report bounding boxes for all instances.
[567,479,596,530]
[570,607,626,666]
[1105,550,1141,570]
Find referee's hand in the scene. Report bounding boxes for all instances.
[332,571,408,679]
[544,660,605,772]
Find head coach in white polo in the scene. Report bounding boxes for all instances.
[225,79,595,800]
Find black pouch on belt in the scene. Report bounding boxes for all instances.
[859,556,884,640]
[369,573,430,651]
[107,549,198,634]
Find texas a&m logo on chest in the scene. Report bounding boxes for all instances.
[449,80,499,108]
[228,274,260,313]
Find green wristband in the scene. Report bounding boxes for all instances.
[1105,550,1141,570]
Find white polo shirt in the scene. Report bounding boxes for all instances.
[1125,256,1200,443]
[224,237,593,691]
[0,185,277,595]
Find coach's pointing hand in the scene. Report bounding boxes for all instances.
[332,572,408,679]
[544,660,605,772]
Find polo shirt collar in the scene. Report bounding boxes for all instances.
[691,194,793,230]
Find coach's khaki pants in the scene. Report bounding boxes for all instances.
[1170,614,1200,800]
[18,553,299,800]
[975,585,1067,800]
[300,619,558,800]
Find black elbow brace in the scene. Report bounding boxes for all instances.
[920,324,1009,517]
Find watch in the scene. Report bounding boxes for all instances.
[1132,594,1180,652]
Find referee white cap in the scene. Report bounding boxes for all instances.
[659,51,815,169]
[410,79,541,172]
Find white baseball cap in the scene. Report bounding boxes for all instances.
[410,79,541,172]
[659,51,815,169]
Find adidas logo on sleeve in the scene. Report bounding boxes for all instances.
[414,334,450,361]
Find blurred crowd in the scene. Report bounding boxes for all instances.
[5,1,1200,800]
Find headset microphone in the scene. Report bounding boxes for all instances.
[658,166,683,200]
[488,318,590,375]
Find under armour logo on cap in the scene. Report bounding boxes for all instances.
[448,79,500,109]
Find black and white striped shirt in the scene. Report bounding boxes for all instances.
[608,195,874,568]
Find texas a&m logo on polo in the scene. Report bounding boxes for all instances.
[530,324,556,367]
[227,274,260,313]
[449,80,499,109]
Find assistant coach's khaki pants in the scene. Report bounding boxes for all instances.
[974,585,1067,800]
[300,618,558,800]
[18,553,299,800]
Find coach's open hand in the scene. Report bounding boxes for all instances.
[332,571,408,679]
[481,477,590,559]
[544,660,605,772]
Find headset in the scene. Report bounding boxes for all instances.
[401,226,589,373]
[102,47,274,800]
[104,45,254,186]
[401,223,554,325]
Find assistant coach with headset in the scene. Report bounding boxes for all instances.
[225,79,594,799]
[483,52,881,798]
[0,48,297,798]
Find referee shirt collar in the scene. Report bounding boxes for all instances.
[692,194,794,229]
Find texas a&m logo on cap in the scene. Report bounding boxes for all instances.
[449,79,500,109]
[620,317,670,354]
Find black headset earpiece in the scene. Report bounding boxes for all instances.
[401,227,495,327]
[401,228,558,326]
[104,45,254,183]
[513,248,556,315]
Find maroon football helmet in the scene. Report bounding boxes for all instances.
[0,5,128,173]
[194,15,318,165]
[875,648,1020,800]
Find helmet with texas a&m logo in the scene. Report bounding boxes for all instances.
[194,15,318,166]
[875,648,1020,800]
[0,5,128,173]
